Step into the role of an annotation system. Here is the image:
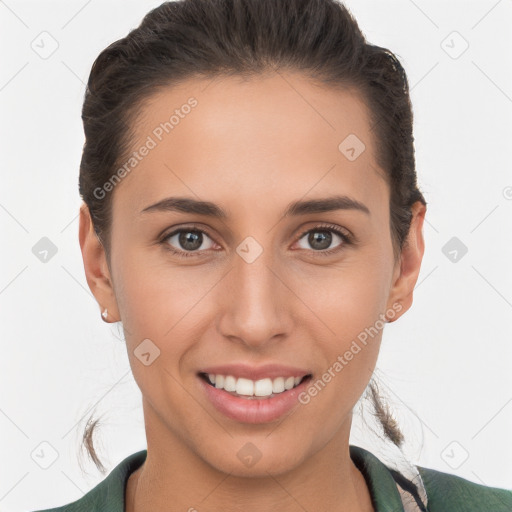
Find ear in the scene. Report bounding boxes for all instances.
[78,202,120,322]
[385,201,426,322]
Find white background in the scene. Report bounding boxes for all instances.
[1,0,511,510]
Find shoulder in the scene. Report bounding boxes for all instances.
[350,444,512,512]
[28,449,147,512]
[417,464,512,511]
[27,484,110,512]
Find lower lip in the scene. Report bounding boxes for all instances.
[198,374,312,424]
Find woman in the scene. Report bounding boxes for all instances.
[32,0,512,510]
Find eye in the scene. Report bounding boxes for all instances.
[161,226,217,258]
[160,222,353,259]
[294,223,352,256]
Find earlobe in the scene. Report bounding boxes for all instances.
[385,201,426,322]
[79,202,120,322]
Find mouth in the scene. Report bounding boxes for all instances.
[198,372,313,400]
[197,370,314,423]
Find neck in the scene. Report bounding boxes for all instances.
[126,403,374,512]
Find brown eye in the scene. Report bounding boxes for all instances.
[295,224,352,255]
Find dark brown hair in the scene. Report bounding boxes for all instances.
[78,0,427,481]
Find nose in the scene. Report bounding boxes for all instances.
[216,245,293,350]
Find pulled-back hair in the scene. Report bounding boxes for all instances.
[78,0,427,502]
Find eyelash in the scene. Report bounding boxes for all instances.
[159,223,353,259]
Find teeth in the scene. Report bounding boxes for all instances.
[205,373,307,397]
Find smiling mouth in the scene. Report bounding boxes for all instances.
[198,372,312,399]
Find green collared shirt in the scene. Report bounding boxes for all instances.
[31,445,512,512]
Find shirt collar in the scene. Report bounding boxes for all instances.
[350,444,406,511]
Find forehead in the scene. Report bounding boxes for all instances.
[112,72,389,220]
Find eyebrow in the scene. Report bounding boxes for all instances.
[140,194,370,218]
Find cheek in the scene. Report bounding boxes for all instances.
[307,255,391,335]
[298,276,385,432]
[113,253,219,386]
[302,256,390,389]
[114,259,204,401]
[113,247,205,333]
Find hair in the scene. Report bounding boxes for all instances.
[78,0,427,498]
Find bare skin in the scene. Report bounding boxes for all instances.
[79,71,426,512]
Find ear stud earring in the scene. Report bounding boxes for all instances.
[101,308,108,321]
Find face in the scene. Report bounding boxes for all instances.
[80,71,425,478]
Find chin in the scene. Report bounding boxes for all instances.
[198,436,307,478]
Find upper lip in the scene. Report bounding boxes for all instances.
[198,363,312,381]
